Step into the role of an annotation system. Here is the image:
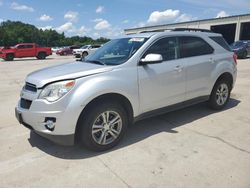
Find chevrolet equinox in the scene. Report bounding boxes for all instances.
[15,30,237,151]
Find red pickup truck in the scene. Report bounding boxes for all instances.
[0,43,52,61]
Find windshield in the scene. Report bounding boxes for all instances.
[231,41,244,47]
[81,45,89,49]
[84,37,148,65]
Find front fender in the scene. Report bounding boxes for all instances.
[69,67,140,117]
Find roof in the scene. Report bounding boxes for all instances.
[15,43,36,45]
[121,30,221,39]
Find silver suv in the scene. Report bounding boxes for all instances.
[15,30,237,151]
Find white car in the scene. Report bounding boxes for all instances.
[51,47,61,53]
[73,44,101,58]
[15,29,237,151]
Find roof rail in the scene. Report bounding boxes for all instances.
[136,28,214,34]
[171,28,214,33]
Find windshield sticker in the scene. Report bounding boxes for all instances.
[129,38,145,43]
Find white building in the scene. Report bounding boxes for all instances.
[124,14,250,44]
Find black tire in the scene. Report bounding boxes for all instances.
[5,53,14,61]
[242,51,248,59]
[37,52,46,60]
[77,101,128,151]
[82,51,88,58]
[208,79,231,110]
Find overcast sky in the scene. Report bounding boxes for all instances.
[0,0,249,38]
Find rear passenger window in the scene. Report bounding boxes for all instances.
[17,45,25,49]
[25,45,33,48]
[143,37,178,61]
[179,36,214,58]
[210,36,231,51]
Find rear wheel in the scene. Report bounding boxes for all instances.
[77,101,128,151]
[209,79,231,110]
[242,51,248,59]
[5,53,14,61]
[37,52,46,60]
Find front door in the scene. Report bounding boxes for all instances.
[138,37,186,113]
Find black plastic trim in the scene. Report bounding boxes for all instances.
[134,96,209,122]
[35,131,75,146]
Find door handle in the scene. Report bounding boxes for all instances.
[174,65,182,72]
[209,58,215,63]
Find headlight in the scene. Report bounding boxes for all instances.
[39,80,75,102]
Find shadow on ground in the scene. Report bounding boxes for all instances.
[28,98,240,159]
[0,58,55,63]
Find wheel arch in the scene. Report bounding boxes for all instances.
[75,93,134,140]
[213,72,234,91]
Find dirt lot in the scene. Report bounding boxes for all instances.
[0,54,250,188]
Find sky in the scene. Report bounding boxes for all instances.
[0,0,249,39]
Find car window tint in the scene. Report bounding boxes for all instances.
[17,45,25,49]
[179,36,214,58]
[143,37,178,61]
[25,45,33,48]
[210,36,231,51]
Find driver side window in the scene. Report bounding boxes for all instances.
[143,37,178,61]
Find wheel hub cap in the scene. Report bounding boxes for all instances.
[92,111,122,145]
[216,83,229,106]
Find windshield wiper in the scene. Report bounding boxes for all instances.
[85,60,106,65]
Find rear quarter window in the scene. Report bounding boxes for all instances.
[210,36,232,51]
[179,36,214,58]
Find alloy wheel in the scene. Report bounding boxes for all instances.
[91,111,122,145]
[216,83,229,106]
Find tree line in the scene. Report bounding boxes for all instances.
[0,21,110,47]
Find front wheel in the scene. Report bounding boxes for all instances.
[208,79,231,110]
[77,101,128,151]
[5,53,14,61]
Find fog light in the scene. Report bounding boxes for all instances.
[44,117,56,131]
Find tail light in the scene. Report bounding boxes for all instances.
[233,53,237,65]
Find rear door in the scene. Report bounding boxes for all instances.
[178,36,215,100]
[138,37,186,113]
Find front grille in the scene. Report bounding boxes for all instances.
[20,98,32,109]
[25,82,37,92]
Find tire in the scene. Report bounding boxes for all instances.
[242,51,248,59]
[82,51,88,58]
[5,53,14,61]
[208,79,231,110]
[37,52,46,60]
[77,101,128,151]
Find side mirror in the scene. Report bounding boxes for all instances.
[140,54,163,65]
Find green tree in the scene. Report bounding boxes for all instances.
[0,20,110,47]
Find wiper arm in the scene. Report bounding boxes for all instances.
[85,60,106,65]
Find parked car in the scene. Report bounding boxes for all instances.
[0,43,52,61]
[73,44,101,58]
[15,30,237,151]
[230,40,250,59]
[56,45,81,56]
[51,47,61,53]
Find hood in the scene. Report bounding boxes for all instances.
[26,61,113,88]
